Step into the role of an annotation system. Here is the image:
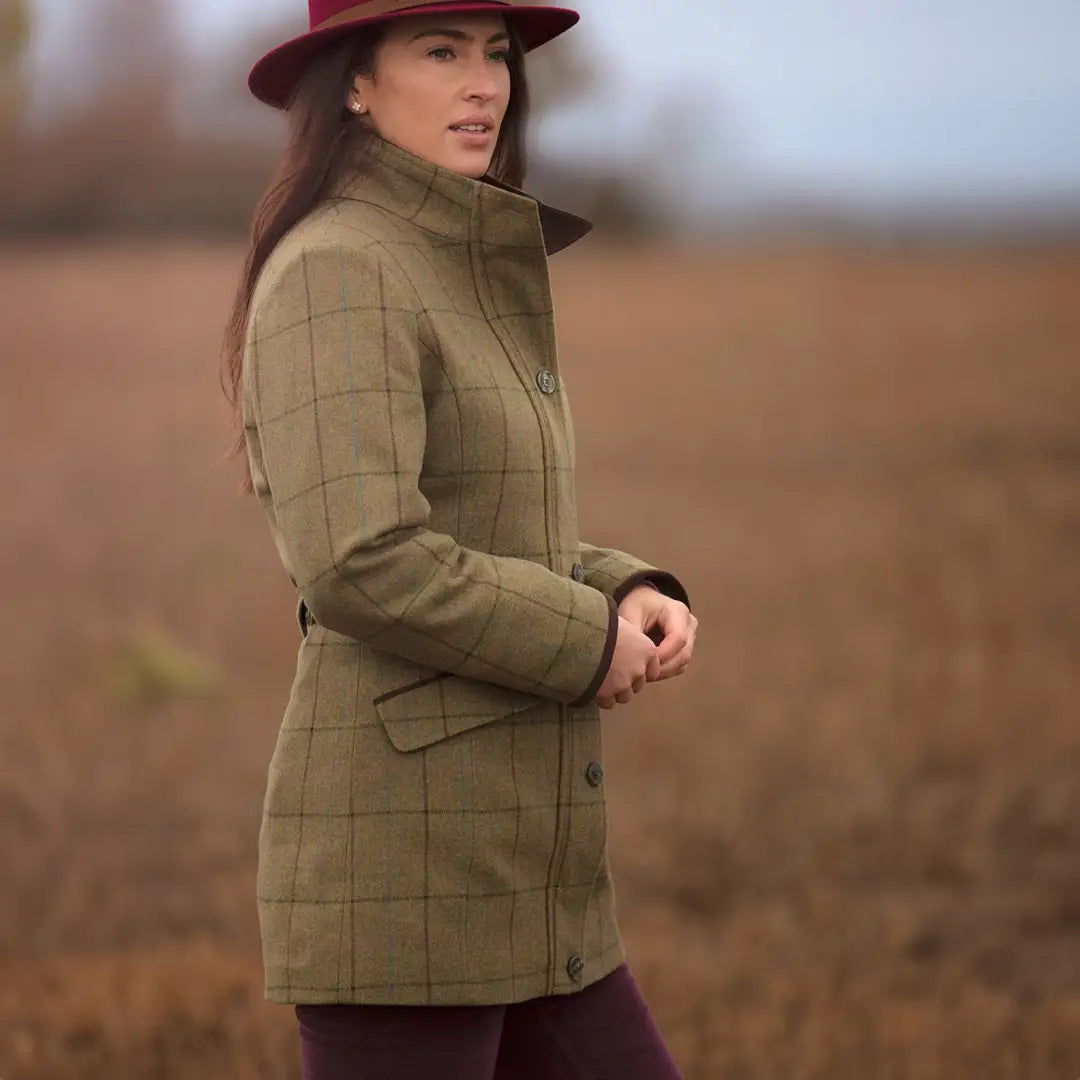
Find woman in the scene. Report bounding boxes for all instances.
[221,1,698,1076]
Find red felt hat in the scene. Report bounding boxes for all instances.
[249,0,580,109]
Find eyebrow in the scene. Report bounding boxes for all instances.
[408,28,511,44]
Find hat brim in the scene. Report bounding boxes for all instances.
[248,3,580,109]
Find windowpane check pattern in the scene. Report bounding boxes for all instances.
[241,131,690,1006]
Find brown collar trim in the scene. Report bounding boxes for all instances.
[478,172,593,256]
[325,131,593,256]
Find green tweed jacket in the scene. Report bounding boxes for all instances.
[241,130,691,1006]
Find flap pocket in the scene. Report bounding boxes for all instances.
[370,654,548,753]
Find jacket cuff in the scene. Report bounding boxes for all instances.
[569,594,619,707]
[612,569,691,612]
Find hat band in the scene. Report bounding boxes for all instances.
[316,0,512,31]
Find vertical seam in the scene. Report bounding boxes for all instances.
[543,720,567,995]
[334,649,360,1000]
[422,750,432,1002]
[507,718,521,1000]
[581,719,608,968]
[461,730,476,981]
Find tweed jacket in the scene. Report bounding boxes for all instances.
[241,130,691,1006]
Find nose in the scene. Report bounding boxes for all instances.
[462,53,499,101]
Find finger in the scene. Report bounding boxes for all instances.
[615,689,633,704]
[657,644,692,679]
[655,623,689,665]
[647,645,680,682]
[631,672,646,693]
[660,622,695,671]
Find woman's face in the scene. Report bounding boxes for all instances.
[350,13,513,178]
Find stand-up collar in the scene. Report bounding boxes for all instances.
[322,129,593,256]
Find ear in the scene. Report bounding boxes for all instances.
[351,70,375,95]
[346,72,372,114]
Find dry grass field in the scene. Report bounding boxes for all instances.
[1,236,1078,1079]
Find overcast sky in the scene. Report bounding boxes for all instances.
[27,0,1080,216]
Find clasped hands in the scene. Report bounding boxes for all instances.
[594,584,697,710]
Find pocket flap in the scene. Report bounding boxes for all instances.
[371,658,548,753]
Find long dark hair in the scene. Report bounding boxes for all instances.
[220,22,531,494]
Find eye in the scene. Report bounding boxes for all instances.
[427,45,455,60]
[488,48,511,63]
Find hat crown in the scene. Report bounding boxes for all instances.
[309,0,514,32]
[309,0,371,30]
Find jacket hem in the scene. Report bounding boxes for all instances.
[263,938,627,1007]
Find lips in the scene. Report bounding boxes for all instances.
[449,113,495,133]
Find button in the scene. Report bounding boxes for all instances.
[571,562,585,583]
[567,953,585,981]
[585,761,604,787]
[536,369,556,394]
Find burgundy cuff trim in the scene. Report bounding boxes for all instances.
[612,570,691,612]
[570,594,618,707]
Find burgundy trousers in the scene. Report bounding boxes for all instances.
[294,963,683,1080]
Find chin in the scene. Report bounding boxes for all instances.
[447,154,493,179]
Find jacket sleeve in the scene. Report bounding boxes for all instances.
[577,542,692,612]
[246,241,616,707]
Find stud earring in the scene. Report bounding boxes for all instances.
[350,100,365,114]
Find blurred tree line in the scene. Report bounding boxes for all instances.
[0,0,662,237]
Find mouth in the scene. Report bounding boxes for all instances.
[448,115,496,147]
[449,123,495,149]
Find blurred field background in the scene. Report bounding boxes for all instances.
[2,2,1079,1078]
